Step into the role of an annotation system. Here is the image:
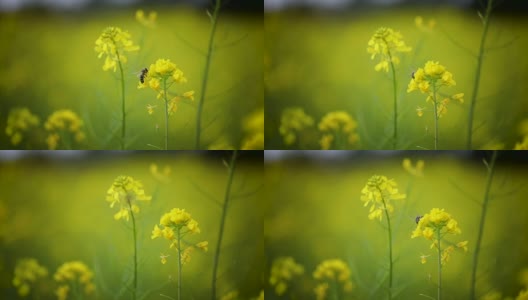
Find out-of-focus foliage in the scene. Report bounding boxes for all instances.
[0,151,264,299]
[264,152,528,299]
[0,6,263,149]
[265,8,528,149]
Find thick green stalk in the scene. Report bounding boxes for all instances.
[378,188,393,300]
[211,150,238,300]
[127,200,138,300]
[466,0,493,149]
[195,0,221,149]
[469,151,498,299]
[387,49,398,150]
[115,48,126,150]
[163,78,169,150]
[433,85,439,150]
[437,229,442,300]
[177,227,182,300]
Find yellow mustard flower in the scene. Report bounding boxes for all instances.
[54,261,95,299]
[313,259,354,300]
[318,111,359,150]
[361,175,406,221]
[279,107,314,146]
[269,257,304,296]
[151,208,207,265]
[257,290,264,300]
[517,289,528,300]
[150,163,171,183]
[5,107,40,146]
[403,158,425,177]
[12,258,48,297]
[106,176,151,221]
[367,27,412,72]
[44,109,85,150]
[514,135,528,150]
[415,16,436,32]
[94,27,139,72]
[519,268,528,288]
[241,108,264,150]
[136,9,157,28]
[220,290,239,300]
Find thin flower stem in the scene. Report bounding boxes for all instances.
[467,0,493,149]
[211,150,238,300]
[163,78,169,150]
[195,0,221,149]
[470,151,498,300]
[115,48,126,150]
[177,227,182,300]
[127,200,138,300]
[379,189,393,300]
[387,50,398,150]
[437,229,442,300]
[433,85,439,150]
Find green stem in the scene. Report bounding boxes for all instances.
[127,200,138,300]
[433,85,439,150]
[437,229,442,300]
[177,227,182,300]
[163,78,169,150]
[378,188,393,300]
[195,0,221,149]
[387,49,398,150]
[469,151,498,300]
[211,150,238,300]
[115,48,126,150]
[467,0,493,149]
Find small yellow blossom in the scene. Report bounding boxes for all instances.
[517,289,528,300]
[183,90,195,101]
[367,27,412,72]
[514,135,528,150]
[415,16,436,32]
[318,111,359,150]
[269,257,304,296]
[136,9,157,28]
[105,176,151,221]
[313,259,354,300]
[150,163,171,183]
[241,109,264,150]
[420,254,429,264]
[5,107,40,146]
[402,158,424,177]
[361,175,406,221]
[44,109,85,150]
[279,107,314,146]
[54,261,95,299]
[12,258,48,297]
[94,27,139,72]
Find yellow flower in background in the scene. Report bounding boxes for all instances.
[519,268,528,288]
[514,136,528,150]
[269,257,304,296]
[403,158,424,177]
[106,176,151,221]
[415,16,436,32]
[517,289,528,300]
[279,107,314,146]
[318,111,359,150]
[360,175,406,221]
[241,108,264,150]
[411,208,467,265]
[480,290,503,300]
[408,61,463,118]
[367,27,411,72]
[220,290,239,300]
[136,9,157,28]
[5,107,40,146]
[54,261,95,299]
[12,258,48,297]
[151,208,207,265]
[94,26,139,72]
[150,163,172,183]
[313,259,354,300]
[44,109,85,150]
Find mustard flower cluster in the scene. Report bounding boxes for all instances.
[53,261,95,300]
[44,109,86,150]
[402,158,425,177]
[241,109,264,150]
[12,258,48,297]
[106,176,151,221]
[313,259,354,300]
[408,61,464,118]
[138,58,194,115]
[5,107,40,146]
[94,26,139,72]
[415,16,436,32]
[136,9,157,28]
[318,111,359,150]
[151,208,208,265]
[279,107,314,146]
[360,175,406,221]
[411,208,468,265]
[269,256,304,296]
[367,27,412,72]
[150,163,172,183]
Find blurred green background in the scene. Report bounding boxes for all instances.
[265,6,528,149]
[264,151,528,299]
[0,4,263,149]
[0,150,264,299]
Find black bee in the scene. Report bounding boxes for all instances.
[138,68,148,83]
[415,215,423,224]
[411,71,415,79]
